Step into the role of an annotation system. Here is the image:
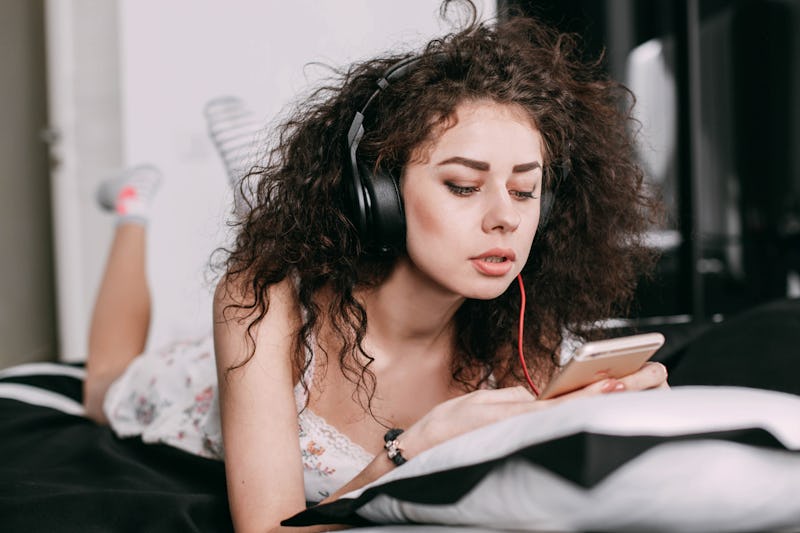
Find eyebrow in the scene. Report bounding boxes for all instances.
[437,156,541,173]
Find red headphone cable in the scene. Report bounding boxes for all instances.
[516,274,540,397]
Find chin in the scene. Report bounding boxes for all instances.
[458,277,515,300]
[464,289,510,301]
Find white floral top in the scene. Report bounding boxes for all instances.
[104,334,374,503]
[294,350,374,501]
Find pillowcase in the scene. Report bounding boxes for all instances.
[284,386,800,532]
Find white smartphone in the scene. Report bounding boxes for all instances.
[538,332,665,400]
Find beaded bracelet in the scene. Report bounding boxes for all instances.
[383,428,408,466]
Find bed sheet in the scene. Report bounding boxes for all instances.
[0,364,233,532]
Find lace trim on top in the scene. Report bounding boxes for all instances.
[296,405,374,464]
[293,344,375,465]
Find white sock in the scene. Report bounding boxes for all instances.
[96,164,162,225]
[204,96,261,215]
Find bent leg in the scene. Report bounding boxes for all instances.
[204,96,261,216]
[84,224,151,422]
[83,166,162,422]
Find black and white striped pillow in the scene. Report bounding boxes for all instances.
[286,387,800,532]
[0,362,85,416]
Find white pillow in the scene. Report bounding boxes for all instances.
[284,387,800,532]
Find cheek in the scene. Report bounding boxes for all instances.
[518,219,539,259]
[404,189,451,239]
[525,215,540,239]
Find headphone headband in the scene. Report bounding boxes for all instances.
[344,55,427,253]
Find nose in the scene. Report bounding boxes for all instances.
[481,188,521,233]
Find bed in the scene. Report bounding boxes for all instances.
[2,298,799,532]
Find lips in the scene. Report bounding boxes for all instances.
[470,248,515,276]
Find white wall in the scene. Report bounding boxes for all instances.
[48,0,494,360]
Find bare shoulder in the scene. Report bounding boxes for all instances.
[212,274,301,370]
[213,274,298,323]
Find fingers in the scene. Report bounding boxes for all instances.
[616,362,669,391]
[551,377,623,402]
[544,362,669,402]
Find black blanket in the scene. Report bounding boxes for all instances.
[0,369,232,532]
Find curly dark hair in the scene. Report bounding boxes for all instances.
[218,1,660,409]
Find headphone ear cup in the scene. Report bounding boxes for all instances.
[361,165,405,251]
[345,160,370,240]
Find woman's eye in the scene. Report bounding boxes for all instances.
[445,182,479,196]
[510,189,539,200]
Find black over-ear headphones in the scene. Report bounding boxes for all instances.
[344,56,424,254]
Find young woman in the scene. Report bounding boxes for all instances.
[84,5,668,532]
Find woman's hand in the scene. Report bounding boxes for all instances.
[612,361,670,392]
[401,386,539,458]
[400,361,669,460]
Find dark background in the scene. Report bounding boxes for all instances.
[502,0,800,326]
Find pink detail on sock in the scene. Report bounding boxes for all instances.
[116,186,138,215]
